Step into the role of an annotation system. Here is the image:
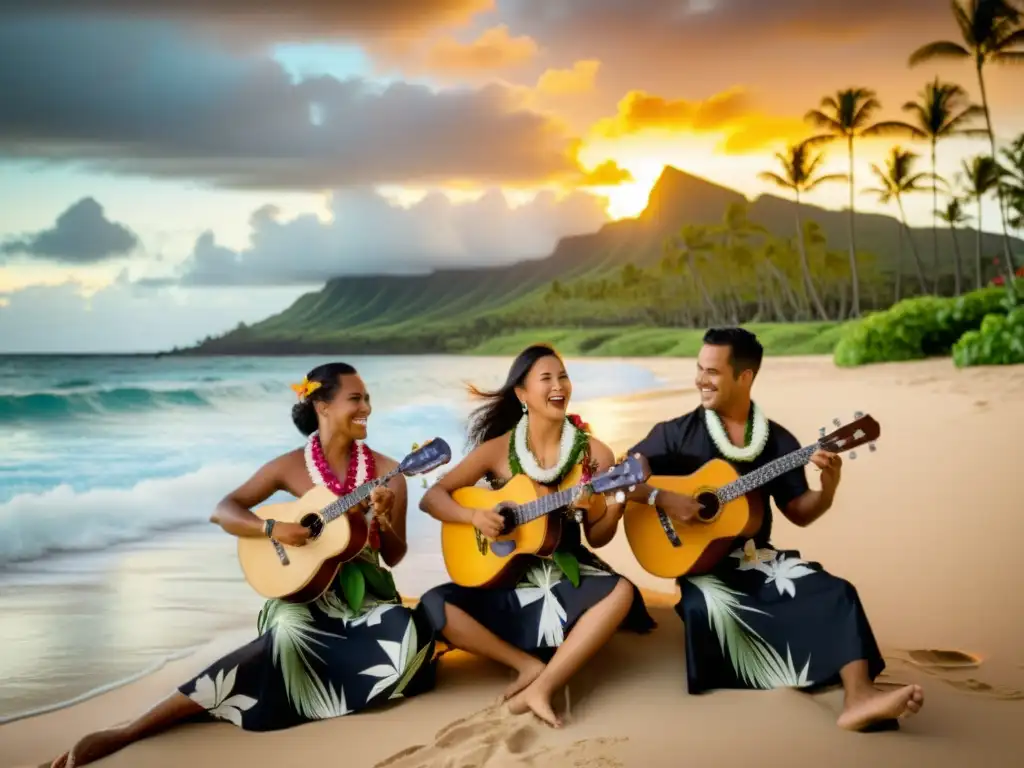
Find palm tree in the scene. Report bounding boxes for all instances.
[804,88,902,317]
[758,141,845,320]
[960,153,1005,288]
[1001,133,1024,242]
[909,0,1024,281]
[881,78,987,288]
[863,147,938,295]
[938,196,972,294]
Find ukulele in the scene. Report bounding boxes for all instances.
[441,454,648,588]
[239,438,451,602]
[623,413,879,578]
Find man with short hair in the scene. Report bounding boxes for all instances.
[626,327,923,731]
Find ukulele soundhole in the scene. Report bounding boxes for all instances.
[300,513,324,540]
[496,503,518,536]
[695,492,720,522]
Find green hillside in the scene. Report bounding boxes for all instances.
[182,166,1019,356]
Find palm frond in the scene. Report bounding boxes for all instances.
[909,40,971,65]
[804,109,842,133]
[994,50,1024,62]
[862,120,925,139]
[804,173,848,192]
[758,171,794,190]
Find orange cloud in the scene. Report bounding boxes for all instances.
[535,60,601,96]
[424,25,538,72]
[592,87,808,153]
[577,159,634,186]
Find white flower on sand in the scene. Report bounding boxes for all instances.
[360,617,431,702]
[516,562,568,647]
[188,666,257,727]
[762,555,816,598]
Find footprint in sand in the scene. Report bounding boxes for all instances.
[887,649,1023,700]
[373,705,628,768]
[903,649,981,669]
[372,705,540,768]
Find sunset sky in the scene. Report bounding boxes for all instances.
[1,0,1021,352]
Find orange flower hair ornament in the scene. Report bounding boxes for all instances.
[290,377,322,401]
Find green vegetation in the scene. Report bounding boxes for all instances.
[469,323,845,358]
[834,282,1023,367]
[953,307,1024,367]
[183,2,1024,365]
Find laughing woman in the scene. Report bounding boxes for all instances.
[418,345,654,728]
[52,363,436,768]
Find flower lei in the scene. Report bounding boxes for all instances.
[509,413,589,484]
[703,402,769,462]
[304,431,380,549]
[509,413,593,588]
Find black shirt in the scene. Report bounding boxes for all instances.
[627,407,810,546]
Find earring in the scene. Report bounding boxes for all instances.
[520,401,527,413]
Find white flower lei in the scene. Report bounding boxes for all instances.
[304,431,371,490]
[704,402,769,462]
[513,415,582,484]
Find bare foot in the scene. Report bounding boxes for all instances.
[837,684,924,731]
[52,727,133,767]
[508,686,561,728]
[503,658,545,701]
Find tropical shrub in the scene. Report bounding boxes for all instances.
[833,282,1021,367]
[952,307,1024,367]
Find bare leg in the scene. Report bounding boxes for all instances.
[51,692,204,767]
[508,578,633,728]
[836,659,924,731]
[442,603,545,700]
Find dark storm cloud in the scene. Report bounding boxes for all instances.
[0,197,139,263]
[0,18,580,189]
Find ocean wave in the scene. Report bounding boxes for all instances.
[0,381,285,424]
[0,463,251,567]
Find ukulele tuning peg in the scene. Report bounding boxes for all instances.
[628,485,636,493]
[832,417,841,427]
[854,411,864,419]
[868,442,876,452]
[849,451,857,460]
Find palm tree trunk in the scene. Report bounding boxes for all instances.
[950,223,963,296]
[897,198,928,293]
[688,253,718,320]
[794,195,829,320]
[895,222,904,303]
[847,136,860,317]
[975,201,983,290]
[977,62,1019,288]
[931,139,940,293]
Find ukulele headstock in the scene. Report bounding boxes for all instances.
[399,438,452,476]
[818,412,880,459]
[590,453,649,495]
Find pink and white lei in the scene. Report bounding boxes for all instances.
[304,431,381,549]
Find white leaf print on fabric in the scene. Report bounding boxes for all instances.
[361,616,430,702]
[316,591,399,628]
[188,666,257,727]
[515,562,568,647]
[762,555,816,598]
[687,574,814,690]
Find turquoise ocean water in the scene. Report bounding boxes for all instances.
[0,354,666,721]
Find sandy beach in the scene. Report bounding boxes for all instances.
[2,355,1022,768]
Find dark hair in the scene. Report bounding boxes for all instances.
[290,362,358,436]
[466,344,562,447]
[702,327,763,378]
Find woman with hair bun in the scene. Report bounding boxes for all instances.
[51,363,436,768]
[419,345,654,728]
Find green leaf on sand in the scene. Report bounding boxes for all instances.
[552,550,580,587]
[340,562,366,613]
